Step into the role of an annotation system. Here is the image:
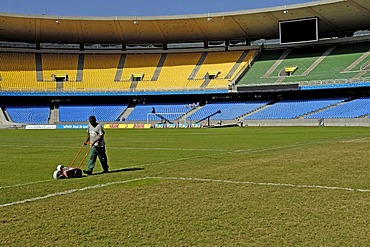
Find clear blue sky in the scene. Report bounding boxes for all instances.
[1,0,315,16]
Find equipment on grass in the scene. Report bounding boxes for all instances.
[52,143,91,179]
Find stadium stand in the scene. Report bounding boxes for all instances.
[41,53,79,82]
[0,52,56,91]
[63,54,132,91]
[195,51,243,79]
[121,54,162,82]
[6,105,50,124]
[154,53,203,89]
[126,103,192,121]
[272,46,331,81]
[0,49,259,92]
[237,49,286,85]
[305,96,370,118]
[59,104,128,122]
[244,98,347,119]
[238,41,370,86]
[187,101,268,121]
[121,54,161,91]
[289,42,370,82]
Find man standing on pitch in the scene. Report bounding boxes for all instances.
[83,115,109,175]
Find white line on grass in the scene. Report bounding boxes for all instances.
[342,136,370,143]
[0,179,51,190]
[149,176,370,193]
[110,147,232,152]
[0,177,147,208]
[2,176,369,208]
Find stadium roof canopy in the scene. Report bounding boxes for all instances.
[0,0,369,45]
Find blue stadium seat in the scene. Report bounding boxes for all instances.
[6,105,50,124]
[126,103,191,121]
[245,98,346,119]
[306,96,370,118]
[187,101,268,121]
[59,104,128,122]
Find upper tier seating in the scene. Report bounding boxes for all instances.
[6,105,50,124]
[245,98,347,119]
[195,51,243,79]
[237,49,286,85]
[0,53,56,91]
[64,54,132,91]
[0,50,257,92]
[187,101,268,121]
[121,54,161,82]
[42,54,79,81]
[238,41,370,86]
[306,96,370,118]
[59,104,128,122]
[152,53,202,89]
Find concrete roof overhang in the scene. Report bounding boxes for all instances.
[0,0,368,44]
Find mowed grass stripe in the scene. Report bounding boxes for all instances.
[0,144,232,152]
[0,135,356,191]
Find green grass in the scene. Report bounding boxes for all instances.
[1,127,370,246]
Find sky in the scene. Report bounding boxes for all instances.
[1,0,316,16]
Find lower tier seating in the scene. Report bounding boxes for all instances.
[6,105,50,124]
[126,103,192,121]
[187,101,268,121]
[245,98,347,119]
[306,96,370,118]
[59,104,128,122]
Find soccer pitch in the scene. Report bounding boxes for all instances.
[1,127,370,246]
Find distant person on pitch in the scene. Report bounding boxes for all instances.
[83,115,109,175]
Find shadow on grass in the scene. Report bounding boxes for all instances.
[90,167,144,176]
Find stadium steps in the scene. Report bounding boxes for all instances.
[35,53,43,82]
[76,54,84,82]
[358,114,370,118]
[275,76,285,83]
[178,104,202,121]
[120,104,137,121]
[114,54,126,81]
[225,50,249,79]
[297,100,347,119]
[151,54,167,81]
[188,52,208,80]
[49,105,59,124]
[129,80,139,91]
[231,48,262,84]
[0,106,12,124]
[2,107,12,123]
[301,45,336,76]
[200,78,211,89]
[56,81,63,91]
[352,70,367,79]
[262,48,292,78]
[343,48,370,72]
[241,104,272,119]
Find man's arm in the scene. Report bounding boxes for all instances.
[84,133,90,145]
